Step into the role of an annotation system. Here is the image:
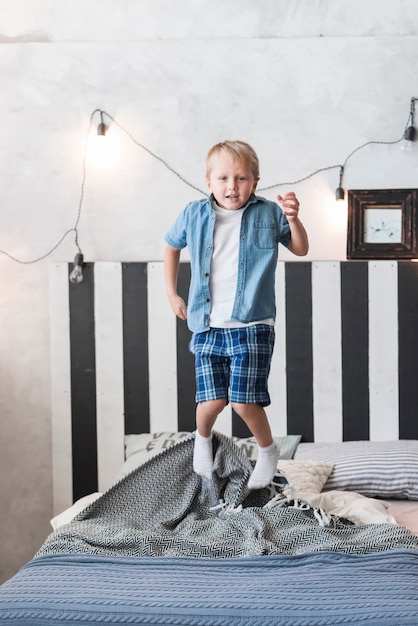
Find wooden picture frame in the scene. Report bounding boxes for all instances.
[347,188,418,259]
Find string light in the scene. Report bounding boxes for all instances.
[0,99,416,275]
[97,110,107,137]
[335,167,345,201]
[403,97,417,142]
[69,252,84,284]
[404,126,416,141]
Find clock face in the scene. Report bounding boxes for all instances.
[363,207,402,244]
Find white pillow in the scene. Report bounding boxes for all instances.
[114,432,194,482]
[50,492,102,530]
[294,440,418,500]
[125,432,193,463]
[293,490,397,526]
[277,460,334,494]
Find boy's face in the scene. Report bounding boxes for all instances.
[205,153,258,210]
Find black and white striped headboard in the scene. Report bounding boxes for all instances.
[49,260,418,512]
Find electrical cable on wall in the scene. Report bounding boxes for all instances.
[0,97,416,281]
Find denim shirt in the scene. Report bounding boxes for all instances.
[165,194,291,333]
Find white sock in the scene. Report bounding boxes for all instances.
[247,441,279,490]
[193,431,213,479]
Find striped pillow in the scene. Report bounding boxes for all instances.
[294,440,418,500]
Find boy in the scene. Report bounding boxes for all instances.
[164,140,308,489]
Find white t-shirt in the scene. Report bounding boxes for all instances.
[209,201,274,328]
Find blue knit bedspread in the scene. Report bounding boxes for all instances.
[1,433,418,625]
[1,550,418,625]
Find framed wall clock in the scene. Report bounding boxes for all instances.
[347,188,418,259]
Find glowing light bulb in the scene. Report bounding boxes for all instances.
[87,126,121,169]
[69,253,84,284]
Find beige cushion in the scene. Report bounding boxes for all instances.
[277,460,334,494]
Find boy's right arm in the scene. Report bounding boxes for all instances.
[164,244,187,321]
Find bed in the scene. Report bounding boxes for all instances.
[1,260,418,625]
[1,432,418,625]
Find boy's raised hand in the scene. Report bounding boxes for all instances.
[277,192,300,221]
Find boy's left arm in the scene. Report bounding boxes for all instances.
[278,192,309,256]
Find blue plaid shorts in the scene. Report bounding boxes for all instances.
[189,324,275,406]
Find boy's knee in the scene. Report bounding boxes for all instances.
[199,398,227,417]
[231,402,265,419]
[231,401,252,415]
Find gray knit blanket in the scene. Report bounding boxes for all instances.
[37,432,418,558]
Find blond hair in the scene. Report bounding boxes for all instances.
[205,140,260,180]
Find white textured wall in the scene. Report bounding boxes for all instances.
[1,0,418,583]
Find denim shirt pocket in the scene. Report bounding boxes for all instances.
[253,222,278,249]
